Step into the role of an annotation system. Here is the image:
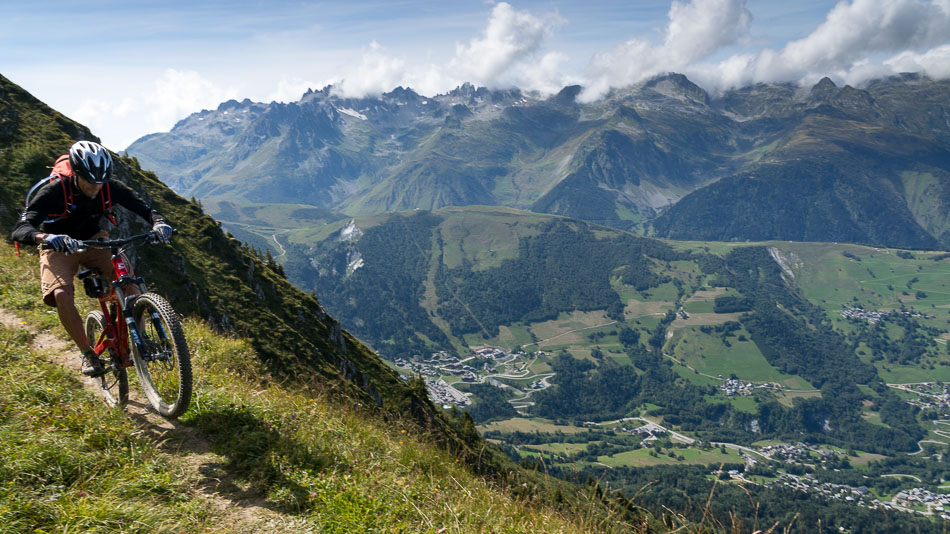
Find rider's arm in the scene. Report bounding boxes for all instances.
[11,187,56,245]
[109,180,168,226]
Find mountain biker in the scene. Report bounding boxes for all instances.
[11,141,174,377]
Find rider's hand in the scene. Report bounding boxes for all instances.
[45,234,81,254]
[152,223,173,244]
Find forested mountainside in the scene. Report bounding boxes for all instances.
[128,73,950,249]
[280,207,930,448]
[271,205,950,532]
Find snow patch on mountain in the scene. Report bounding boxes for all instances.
[338,108,368,121]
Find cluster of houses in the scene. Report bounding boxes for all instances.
[394,357,440,377]
[892,382,950,413]
[423,378,471,408]
[895,488,950,511]
[761,444,808,461]
[472,345,512,359]
[618,422,669,441]
[394,351,480,380]
[841,307,888,323]
[720,378,755,396]
[760,442,842,464]
[840,306,937,324]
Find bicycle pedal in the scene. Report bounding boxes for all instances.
[83,366,109,378]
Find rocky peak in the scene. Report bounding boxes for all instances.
[809,77,839,101]
[552,85,582,106]
[644,73,710,105]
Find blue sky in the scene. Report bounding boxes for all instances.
[2,0,948,149]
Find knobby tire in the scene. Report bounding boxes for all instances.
[130,293,192,418]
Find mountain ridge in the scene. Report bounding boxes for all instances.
[128,72,950,249]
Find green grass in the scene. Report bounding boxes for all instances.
[670,327,802,385]
[672,363,719,387]
[640,282,680,302]
[0,325,210,533]
[877,364,950,383]
[683,300,716,314]
[777,242,950,314]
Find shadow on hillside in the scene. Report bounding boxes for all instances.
[129,402,332,513]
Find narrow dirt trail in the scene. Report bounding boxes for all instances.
[0,308,288,533]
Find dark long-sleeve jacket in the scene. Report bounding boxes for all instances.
[11,177,167,244]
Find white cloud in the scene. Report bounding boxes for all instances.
[884,44,950,79]
[580,0,950,99]
[71,97,141,150]
[448,2,563,86]
[146,69,240,132]
[665,0,752,65]
[739,0,950,86]
[683,0,950,92]
[581,0,751,100]
[336,41,414,97]
[335,2,566,98]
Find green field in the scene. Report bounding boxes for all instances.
[669,326,809,387]
[478,417,587,435]
[598,446,743,467]
[877,364,950,383]
[777,242,950,313]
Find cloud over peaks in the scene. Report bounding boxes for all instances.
[583,0,950,99]
[735,0,950,87]
[449,2,563,86]
[582,0,752,100]
[335,2,566,98]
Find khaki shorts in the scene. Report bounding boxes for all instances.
[39,231,116,307]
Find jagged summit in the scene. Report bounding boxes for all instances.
[129,73,950,249]
[809,76,839,101]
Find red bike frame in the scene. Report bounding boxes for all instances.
[82,237,151,369]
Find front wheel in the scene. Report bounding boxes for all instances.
[84,311,129,408]
[130,293,192,418]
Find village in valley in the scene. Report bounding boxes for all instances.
[394,345,554,409]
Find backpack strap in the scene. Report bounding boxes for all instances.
[102,183,117,226]
[43,174,76,222]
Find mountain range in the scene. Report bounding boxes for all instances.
[129,73,950,249]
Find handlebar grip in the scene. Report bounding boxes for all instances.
[38,243,87,253]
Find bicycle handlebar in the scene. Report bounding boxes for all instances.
[74,233,156,249]
[40,231,164,251]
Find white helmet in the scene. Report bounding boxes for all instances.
[69,141,113,183]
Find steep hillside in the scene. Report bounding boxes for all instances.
[0,73,656,532]
[129,74,950,248]
[0,73,441,433]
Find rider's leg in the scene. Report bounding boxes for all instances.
[41,243,106,376]
[52,286,103,376]
[52,286,90,352]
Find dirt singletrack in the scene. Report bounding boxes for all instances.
[0,307,295,533]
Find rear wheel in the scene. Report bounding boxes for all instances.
[84,311,128,408]
[130,293,192,418]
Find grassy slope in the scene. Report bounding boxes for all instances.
[0,248,618,533]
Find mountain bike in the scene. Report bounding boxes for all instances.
[48,232,192,418]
